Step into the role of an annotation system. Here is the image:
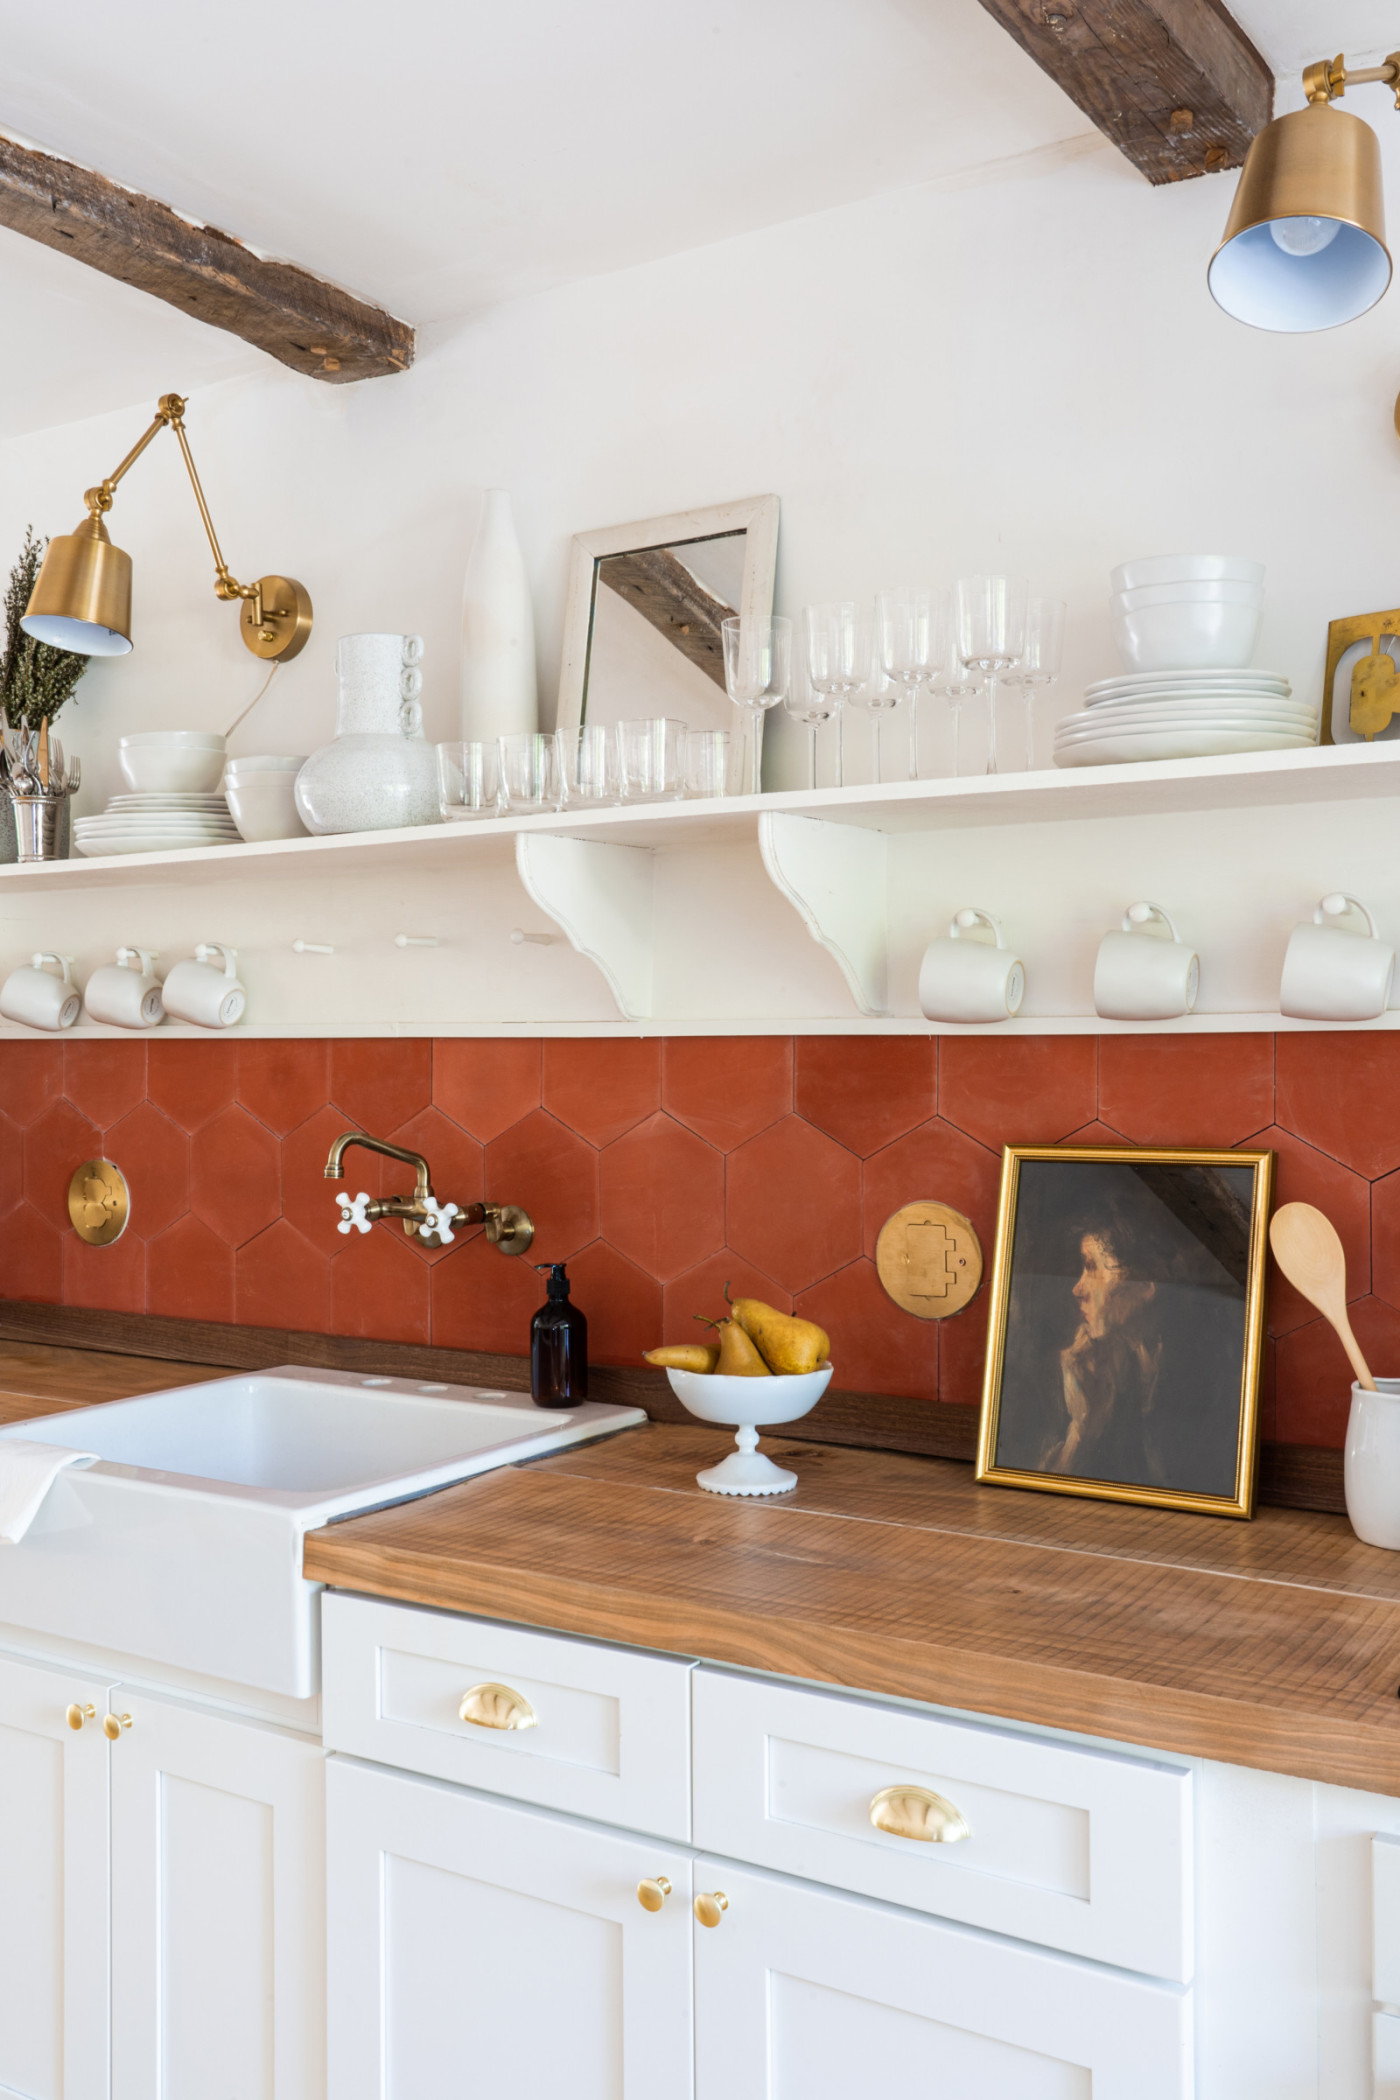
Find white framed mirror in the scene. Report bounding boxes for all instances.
[556,494,779,741]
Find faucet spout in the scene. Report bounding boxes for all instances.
[324,1131,432,1205]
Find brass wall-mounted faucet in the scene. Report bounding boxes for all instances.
[324,1131,534,1254]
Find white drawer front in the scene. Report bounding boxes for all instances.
[1377,1835,1400,2010]
[1379,2011,1400,2100]
[322,1593,693,1839]
[693,1668,1192,1980]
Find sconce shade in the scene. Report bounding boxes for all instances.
[21,515,133,657]
[1208,102,1391,331]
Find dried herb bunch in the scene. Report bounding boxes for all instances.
[0,528,88,732]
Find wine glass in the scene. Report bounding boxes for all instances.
[1016,598,1066,771]
[722,616,791,795]
[875,588,933,780]
[845,657,904,785]
[805,602,873,781]
[954,575,1027,776]
[925,592,981,778]
[783,657,842,789]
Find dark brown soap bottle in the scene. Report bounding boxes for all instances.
[531,1262,588,1407]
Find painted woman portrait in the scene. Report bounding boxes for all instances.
[987,1155,1267,1506]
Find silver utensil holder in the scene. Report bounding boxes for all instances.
[8,796,73,864]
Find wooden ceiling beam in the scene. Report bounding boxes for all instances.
[0,132,413,382]
[974,0,1273,184]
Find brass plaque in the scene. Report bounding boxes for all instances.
[875,1201,982,1320]
[1323,607,1400,743]
[68,1159,130,1247]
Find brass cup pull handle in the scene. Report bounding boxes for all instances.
[637,1875,672,1913]
[869,1784,971,1844]
[102,1712,133,1741]
[458,1682,537,1732]
[693,1891,728,1929]
[66,1703,95,1731]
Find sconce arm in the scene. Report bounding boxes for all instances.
[1304,52,1400,108]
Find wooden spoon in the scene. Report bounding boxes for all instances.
[1268,1201,1376,1392]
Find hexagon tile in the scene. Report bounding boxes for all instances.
[0,1027,1390,1446]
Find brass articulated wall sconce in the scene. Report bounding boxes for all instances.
[22,392,312,661]
[1208,52,1400,430]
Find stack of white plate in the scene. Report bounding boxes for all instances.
[1053,669,1318,769]
[73,792,242,858]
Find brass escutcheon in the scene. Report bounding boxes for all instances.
[68,1159,130,1247]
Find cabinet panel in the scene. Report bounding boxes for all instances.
[326,1755,693,2099]
[1377,2010,1400,2100]
[0,1652,110,2100]
[108,1689,324,2100]
[693,1858,1191,2100]
[322,1593,693,1839]
[693,1667,1192,1979]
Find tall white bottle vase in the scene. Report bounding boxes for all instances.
[460,489,539,742]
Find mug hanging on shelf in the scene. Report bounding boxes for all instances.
[918,909,1024,1024]
[1093,902,1199,1021]
[0,951,80,1031]
[162,943,246,1029]
[84,947,165,1030]
[1280,893,1394,1021]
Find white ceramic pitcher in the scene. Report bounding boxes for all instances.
[295,634,442,835]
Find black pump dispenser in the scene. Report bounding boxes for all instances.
[531,1261,588,1407]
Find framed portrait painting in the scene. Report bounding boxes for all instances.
[976,1146,1275,1520]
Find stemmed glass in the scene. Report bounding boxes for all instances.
[805,602,873,781]
[955,575,1027,776]
[926,592,981,778]
[845,659,904,785]
[875,588,933,780]
[1015,598,1066,772]
[722,616,791,796]
[783,657,842,789]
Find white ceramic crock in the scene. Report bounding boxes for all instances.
[295,634,441,835]
[1344,1379,1400,1549]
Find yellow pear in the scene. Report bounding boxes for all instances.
[644,1344,720,1373]
[696,1314,771,1376]
[726,1286,830,1375]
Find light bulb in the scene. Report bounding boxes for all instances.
[1269,215,1343,257]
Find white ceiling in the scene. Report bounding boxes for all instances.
[0,0,1386,439]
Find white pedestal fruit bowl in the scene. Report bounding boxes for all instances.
[666,1365,834,1495]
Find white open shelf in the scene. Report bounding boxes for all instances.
[5,742,1400,1037]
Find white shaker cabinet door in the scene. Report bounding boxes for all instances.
[0,1653,111,2100]
[325,1755,694,2100]
[693,1858,1192,2100]
[108,1689,325,2100]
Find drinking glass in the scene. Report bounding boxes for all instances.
[1015,598,1066,771]
[805,601,873,783]
[782,659,842,789]
[722,616,791,795]
[925,594,982,778]
[556,724,620,807]
[683,729,733,799]
[845,658,904,785]
[875,587,933,780]
[498,731,560,815]
[618,717,687,802]
[437,740,503,819]
[954,575,1028,776]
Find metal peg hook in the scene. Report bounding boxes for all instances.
[510,928,556,946]
[292,940,335,955]
[394,934,439,948]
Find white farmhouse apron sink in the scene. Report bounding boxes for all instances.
[0,1367,643,1696]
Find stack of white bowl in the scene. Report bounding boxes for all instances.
[1053,556,1318,769]
[224,756,310,842]
[74,733,240,858]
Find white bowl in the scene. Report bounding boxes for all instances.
[1111,555,1265,593]
[225,774,310,843]
[1111,579,1263,612]
[120,732,227,795]
[1112,599,1262,672]
[224,754,307,778]
[666,1363,833,1496]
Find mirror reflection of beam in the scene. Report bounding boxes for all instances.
[597,547,736,690]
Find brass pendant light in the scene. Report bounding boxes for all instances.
[22,393,312,661]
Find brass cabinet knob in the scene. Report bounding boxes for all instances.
[868,1784,971,1844]
[65,1703,95,1731]
[458,1682,537,1732]
[636,1876,672,1913]
[693,1891,729,1929]
[102,1712,133,1741]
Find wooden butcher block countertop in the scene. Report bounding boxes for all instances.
[306,1420,1400,1800]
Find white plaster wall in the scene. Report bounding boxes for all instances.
[2,113,1398,809]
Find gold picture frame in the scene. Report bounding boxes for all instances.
[976,1146,1274,1520]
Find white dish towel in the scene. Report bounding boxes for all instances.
[0,1439,98,1543]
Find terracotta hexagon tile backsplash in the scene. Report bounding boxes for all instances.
[0,1029,1393,1447]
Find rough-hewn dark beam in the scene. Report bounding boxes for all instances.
[599,546,736,689]
[975,0,1273,184]
[0,132,413,382]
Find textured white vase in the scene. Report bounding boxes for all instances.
[295,633,441,835]
[460,489,538,742]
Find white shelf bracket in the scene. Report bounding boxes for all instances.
[514,832,654,1020]
[758,811,889,1016]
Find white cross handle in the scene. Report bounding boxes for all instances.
[336,1192,373,1235]
[420,1197,458,1245]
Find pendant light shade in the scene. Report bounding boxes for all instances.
[1208,102,1391,331]
[22,513,133,657]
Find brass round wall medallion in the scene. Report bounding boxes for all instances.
[875,1200,982,1320]
[68,1159,130,1247]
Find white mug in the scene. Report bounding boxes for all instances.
[1345,1379,1400,1549]
[1280,893,1394,1022]
[0,952,80,1032]
[84,948,165,1031]
[918,909,1024,1024]
[161,943,246,1029]
[1094,902,1199,1021]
